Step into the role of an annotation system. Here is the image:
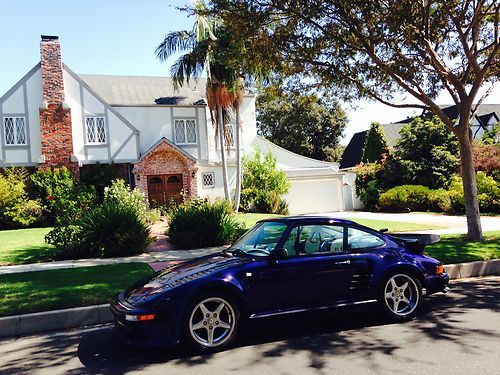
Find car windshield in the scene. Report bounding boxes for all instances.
[227,221,288,257]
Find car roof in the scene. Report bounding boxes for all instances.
[258,216,359,226]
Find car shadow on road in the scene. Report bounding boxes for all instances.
[73,277,500,373]
[1,277,497,374]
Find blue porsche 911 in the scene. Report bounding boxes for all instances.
[111,216,449,352]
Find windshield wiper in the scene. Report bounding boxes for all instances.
[222,248,246,257]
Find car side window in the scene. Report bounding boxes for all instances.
[283,224,345,256]
[347,227,385,250]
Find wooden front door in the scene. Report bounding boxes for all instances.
[147,174,183,206]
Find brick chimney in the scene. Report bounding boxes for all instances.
[38,35,79,177]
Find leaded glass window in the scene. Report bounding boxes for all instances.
[3,117,26,146]
[85,116,106,144]
[202,172,215,188]
[174,119,197,144]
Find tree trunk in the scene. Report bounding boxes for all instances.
[456,130,483,241]
[218,106,231,201]
[234,106,242,212]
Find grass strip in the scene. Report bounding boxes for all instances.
[0,227,55,266]
[425,231,500,264]
[0,262,153,317]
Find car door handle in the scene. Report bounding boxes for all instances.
[335,260,351,265]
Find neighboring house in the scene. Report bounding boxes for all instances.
[340,104,500,168]
[0,36,354,214]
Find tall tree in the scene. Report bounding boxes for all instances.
[379,117,460,189]
[212,0,499,241]
[362,122,389,163]
[257,86,347,161]
[156,0,235,202]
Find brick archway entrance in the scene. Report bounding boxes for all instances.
[133,138,198,204]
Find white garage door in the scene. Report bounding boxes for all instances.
[284,177,343,214]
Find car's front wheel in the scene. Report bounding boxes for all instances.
[380,272,422,321]
[183,293,240,352]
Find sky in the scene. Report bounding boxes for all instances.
[1,0,498,145]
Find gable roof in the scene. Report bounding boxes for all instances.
[339,130,367,169]
[78,75,208,106]
[140,137,196,162]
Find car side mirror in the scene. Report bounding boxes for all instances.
[270,248,288,261]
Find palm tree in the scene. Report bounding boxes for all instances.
[155,0,235,202]
[229,78,244,212]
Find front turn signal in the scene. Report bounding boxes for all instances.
[436,264,445,275]
[125,313,155,322]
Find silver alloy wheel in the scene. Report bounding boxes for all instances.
[384,274,419,316]
[189,297,236,348]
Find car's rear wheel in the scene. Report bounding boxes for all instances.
[380,272,422,321]
[183,293,239,352]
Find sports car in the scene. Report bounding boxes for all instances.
[111,216,449,352]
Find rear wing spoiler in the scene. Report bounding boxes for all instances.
[386,233,441,254]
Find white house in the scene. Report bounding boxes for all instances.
[0,36,353,214]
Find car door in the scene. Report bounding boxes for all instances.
[343,226,387,299]
[247,222,356,315]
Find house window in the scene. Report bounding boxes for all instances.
[226,124,235,147]
[174,119,197,145]
[3,116,27,146]
[202,172,215,188]
[85,116,106,144]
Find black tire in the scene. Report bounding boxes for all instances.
[379,271,422,322]
[182,292,240,353]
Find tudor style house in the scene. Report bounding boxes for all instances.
[0,36,354,214]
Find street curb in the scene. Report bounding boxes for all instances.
[0,259,498,340]
[445,259,500,280]
[0,304,113,339]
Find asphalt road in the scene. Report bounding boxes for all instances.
[0,276,499,374]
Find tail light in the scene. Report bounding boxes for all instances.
[436,264,445,275]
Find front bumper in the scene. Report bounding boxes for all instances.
[110,294,180,347]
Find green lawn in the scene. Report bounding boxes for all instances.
[235,213,445,232]
[0,227,55,266]
[0,263,153,317]
[425,231,500,264]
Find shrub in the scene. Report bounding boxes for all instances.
[47,202,151,259]
[378,185,432,212]
[167,198,243,249]
[355,162,382,210]
[0,168,42,228]
[428,189,452,213]
[31,167,97,224]
[78,202,151,258]
[473,143,500,180]
[447,172,500,213]
[80,164,119,200]
[240,150,290,214]
[104,179,161,224]
[251,191,289,215]
[393,116,459,189]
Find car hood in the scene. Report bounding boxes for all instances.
[125,253,246,305]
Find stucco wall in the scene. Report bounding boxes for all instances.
[0,66,43,166]
[63,68,139,164]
